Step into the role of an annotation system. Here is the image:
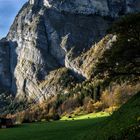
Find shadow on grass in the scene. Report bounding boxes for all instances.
[0,116,109,140]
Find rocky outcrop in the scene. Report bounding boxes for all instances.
[0,0,140,101]
[29,0,140,17]
[65,34,117,79]
[5,0,111,100]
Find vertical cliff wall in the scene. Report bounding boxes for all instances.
[0,0,139,101]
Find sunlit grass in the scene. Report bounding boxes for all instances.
[0,113,108,140]
[61,112,109,121]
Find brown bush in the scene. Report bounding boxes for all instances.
[86,100,94,113]
[61,96,80,113]
[100,90,114,108]
[101,83,140,111]
[73,107,84,116]
[93,101,103,112]
[83,97,94,111]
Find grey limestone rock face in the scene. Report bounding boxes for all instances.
[29,0,140,17]
[5,1,111,100]
[0,0,139,101]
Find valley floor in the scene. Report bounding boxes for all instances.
[0,91,139,140]
[0,113,109,140]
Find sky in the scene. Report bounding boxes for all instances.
[0,0,27,39]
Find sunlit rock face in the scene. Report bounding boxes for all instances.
[29,0,41,5]
[0,0,139,101]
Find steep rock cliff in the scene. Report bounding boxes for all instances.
[0,0,140,101]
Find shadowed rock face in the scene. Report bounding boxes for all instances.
[0,0,140,101]
[29,0,140,16]
[0,40,11,88]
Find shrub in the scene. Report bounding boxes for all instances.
[101,90,115,108]
[51,114,60,121]
[73,107,84,116]
[86,100,94,113]
[104,106,118,114]
[101,83,140,111]
[61,96,80,113]
[93,101,103,112]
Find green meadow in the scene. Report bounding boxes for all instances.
[0,113,108,140]
[0,92,139,140]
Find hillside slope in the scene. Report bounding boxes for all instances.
[86,92,140,140]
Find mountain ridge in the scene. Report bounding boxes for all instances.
[29,0,140,17]
[0,0,140,103]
